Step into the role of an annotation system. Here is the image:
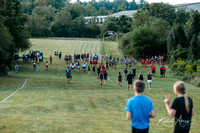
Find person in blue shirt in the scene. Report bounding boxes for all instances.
[65,66,71,83]
[125,80,156,133]
[15,64,19,72]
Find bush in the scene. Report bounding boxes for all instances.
[0,64,8,76]
[185,64,194,73]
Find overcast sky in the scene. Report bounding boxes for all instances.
[73,0,200,5]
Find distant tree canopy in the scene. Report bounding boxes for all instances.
[0,0,30,76]
[19,0,147,38]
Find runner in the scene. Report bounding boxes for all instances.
[97,66,100,78]
[88,65,90,75]
[93,65,95,75]
[160,66,164,78]
[65,66,71,83]
[15,64,19,72]
[118,72,122,86]
[104,71,108,85]
[33,62,36,72]
[99,71,103,85]
[45,61,48,71]
[124,68,128,80]
[132,67,136,79]
[146,72,154,90]
[162,65,166,78]
[127,71,134,91]
[137,72,143,81]
[151,64,156,76]
[49,55,52,64]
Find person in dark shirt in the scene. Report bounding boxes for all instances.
[138,71,144,81]
[97,67,100,78]
[124,68,128,80]
[164,81,194,133]
[160,66,164,78]
[146,72,154,90]
[99,71,103,85]
[118,72,122,86]
[127,71,134,91]
[104,71,108,85]
[132,67,136,78]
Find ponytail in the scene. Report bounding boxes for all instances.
[174,81,190,113]
[184,93,190,113]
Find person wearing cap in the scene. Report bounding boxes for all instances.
[65,66,71,83]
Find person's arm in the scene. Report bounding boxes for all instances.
[164,95,176,118]
[149,110,156,118]
[126,111,131,120]
[192,108,194,116]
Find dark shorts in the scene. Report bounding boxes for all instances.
[119,79,122,82]
[128,80,132,85]
[152,70,155,74]
[174,129,190,133]
[132,126,149,133]
[67,75,70,79]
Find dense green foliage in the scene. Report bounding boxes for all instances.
[19,0,147,38]
[0,0,30,76]
[120,3,200,60]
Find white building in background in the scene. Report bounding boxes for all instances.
[174,2,200,12]
[84,2,200,24]
[84,10,138,24]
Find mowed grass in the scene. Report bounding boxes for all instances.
[0,38,200,133]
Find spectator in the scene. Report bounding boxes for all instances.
[125,80,156,133]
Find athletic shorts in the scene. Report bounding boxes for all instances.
[46,65,48,67]
[128,80,132,85]
[67,75,70,79]
[132,126,149,133]
[118,79,122,82]
[152,70,155,73]
[147,80,152,83]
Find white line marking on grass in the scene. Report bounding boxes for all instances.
[0,79,28,104]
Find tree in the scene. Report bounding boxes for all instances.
[185,11,200,60]
[130,25,161,58]
[0,0,30,75]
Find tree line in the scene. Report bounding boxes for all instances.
[21,0,146,38]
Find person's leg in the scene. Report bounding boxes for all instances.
[104,79,106,85]
[149,83,151,90]
[128,84,130,91]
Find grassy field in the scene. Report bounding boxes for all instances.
[0,38,200,133]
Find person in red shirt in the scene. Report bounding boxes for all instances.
[102,68,106,74]
[92,60,95,65]
[102,63,104,69]
[162,65,166,77]
[99,63,101,70]
[146,59,149,67]
[90,60,92,65]
[49,55,52,64]
[141,59,144,66]
[149,59,152,66]
[151,64,156,76]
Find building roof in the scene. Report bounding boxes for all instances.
[109,10,138,18]
[174,2,200,12]
[84,10,138,19]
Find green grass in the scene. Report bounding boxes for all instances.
[0,38,200,133]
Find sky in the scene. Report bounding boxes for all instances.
[74,0,200,5]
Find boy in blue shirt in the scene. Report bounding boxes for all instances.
[125,80,156,133]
